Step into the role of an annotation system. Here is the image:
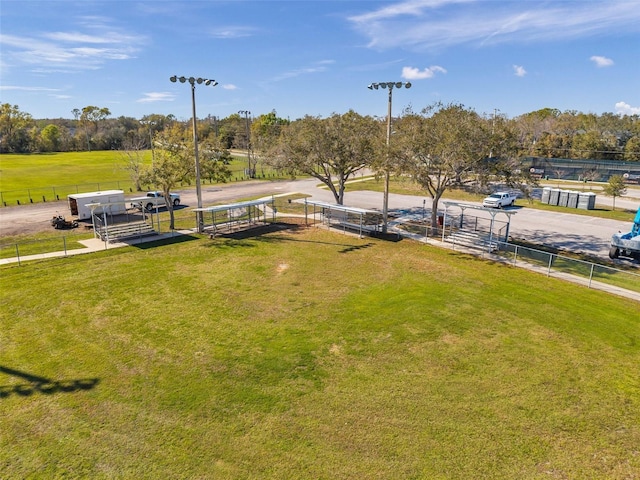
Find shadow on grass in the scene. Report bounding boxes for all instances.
[339,243,376,253]
[210,222,300,240]
[127,233,200,250]
[0,366,99,399]
[204,222,380,253]
[369,231,403,242]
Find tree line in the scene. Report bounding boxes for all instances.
[1,102,639,228]
[0,104,290,155]
[1,103,639,161]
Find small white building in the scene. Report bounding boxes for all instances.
[68,190,127,220]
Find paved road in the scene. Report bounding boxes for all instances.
[1,177,638,263]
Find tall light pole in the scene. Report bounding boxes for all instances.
[368,81,411,233]
[170,76,218,232]
[140,118,156,163]
[489,108,500,159]
[238,110,251,178]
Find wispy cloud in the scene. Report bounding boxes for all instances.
[590,55,614,67]
[222,84,238,90]
[0,85,61,92]
[615,101,640,115]
[44,31,139,44]
[137,92,175,103]
[271,60,335,82]
[0,17,146,72]
[350,0,473,23]
[402,65,446,79]
[209,25,260,39]
[348,0,640,50]
[513,65,527,77]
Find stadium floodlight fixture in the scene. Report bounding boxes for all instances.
[368,81,412,233]
[368,82,411,91]
[169,75,219,232]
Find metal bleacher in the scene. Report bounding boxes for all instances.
[96,221,157,242]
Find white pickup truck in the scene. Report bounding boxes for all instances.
[482,191,518,208]
[130,191,181,211]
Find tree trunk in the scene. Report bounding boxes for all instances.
[337,177,345,205]
[431,193,443,229]
[168,205,175,230]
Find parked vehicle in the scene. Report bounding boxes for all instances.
[482,191,518,208]
[130,191,180,212]
[609,208,640,260]
[68,190,127,220]
[51,215,79,229]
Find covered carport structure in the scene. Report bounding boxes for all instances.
[441,201,517,248]
[304,199,383,238]
[193,198,276,237]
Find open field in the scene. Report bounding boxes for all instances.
[1,226,639,478]
[0,151,285,206]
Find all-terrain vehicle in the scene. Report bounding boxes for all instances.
[51,215,79,229]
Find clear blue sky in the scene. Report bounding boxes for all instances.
[1,0,639,121]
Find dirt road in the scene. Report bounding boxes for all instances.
[0,180,297,237]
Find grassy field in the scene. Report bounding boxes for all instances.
[0,151,284,206]
[0,227,97,259]
[1,226,639,478]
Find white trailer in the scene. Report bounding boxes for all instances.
[68,190,127,220]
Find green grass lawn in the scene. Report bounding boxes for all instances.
[0,229,95,259]
[1,227,638,478]
[0,151,286,206]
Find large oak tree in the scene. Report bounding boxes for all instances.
[141,124,231,229]
[264,110,380,204]
[395,103,523,227]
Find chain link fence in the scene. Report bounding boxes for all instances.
[395,217,640,295]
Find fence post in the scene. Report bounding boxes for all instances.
[547,254,553,276]
[513,245,518,266]
[15,244,21,266]
[589,263,594,288]
[63,236,67,257]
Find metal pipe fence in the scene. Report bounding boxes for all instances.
[395,219,640,295]
[0,232,89,266]
[494,241,640,293]
[0,181,134,207]
[0,170,293,207]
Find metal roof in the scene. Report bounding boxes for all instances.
[442,201,517,216]
[192,198,274,214]
[304,200,381,216]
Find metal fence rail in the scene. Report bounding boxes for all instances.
[0,182,133,206]
[395,219,640,296]
[495,241,640,292]
[0,170,292,207]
